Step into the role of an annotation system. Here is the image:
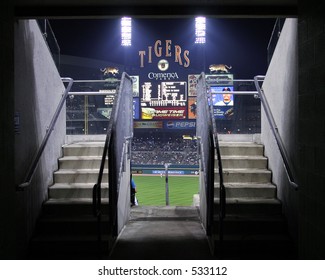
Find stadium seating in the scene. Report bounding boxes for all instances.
[131,135,198,165]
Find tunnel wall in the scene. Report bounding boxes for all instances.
[14,19,66,257]
[261,18,299,243]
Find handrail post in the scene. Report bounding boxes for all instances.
[254,75,298,190]
[17,77,74,191]
[164,163,171,206]
[208,81,226,259]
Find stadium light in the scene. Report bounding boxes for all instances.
[121,17,132,47]
[195,16,206,44]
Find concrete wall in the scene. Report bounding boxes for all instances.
[0,2,15,260]
[4,0,325,261]
[14,20,66,257]
[298,1,325,259]
[117,158,131,234]
[261,18,299,242]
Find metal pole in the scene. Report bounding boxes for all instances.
[164,163,170,206]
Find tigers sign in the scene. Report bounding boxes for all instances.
[139,40,190,68]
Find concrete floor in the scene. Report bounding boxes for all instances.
[109,206,214,260]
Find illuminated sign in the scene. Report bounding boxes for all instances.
[206,74,234,86]
[148,72,179,81]
[141,81,187,107]
[139,40,190,68]
[130,75,139,97]
[188,97,197,119]
[141,107,187,120]
[188,74,200,96]
[133,98,140,119]
[211,86,234,106]
[165,120,196,129]
[134,121,163,129]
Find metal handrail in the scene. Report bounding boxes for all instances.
[92,83,120,216]
[206,77,226,258]
[92,72,133,255]
[91,78,120,256]
[254,75,298,190]
[17,77,74,191]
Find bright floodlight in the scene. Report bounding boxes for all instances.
[195,17,206,44]
[121,17,132,46]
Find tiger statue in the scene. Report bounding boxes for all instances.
[100,67,119,76]
[209,64,232,73]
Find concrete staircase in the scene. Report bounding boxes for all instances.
[28,142,111,259]
[213,142,297,259]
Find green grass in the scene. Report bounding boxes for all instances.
[133,175,199,206]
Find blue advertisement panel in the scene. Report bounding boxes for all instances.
[164,120,196,130]
[213,106,234,120]
[211,86,234,106]
[133,98,140,119]
[210,85,234,120]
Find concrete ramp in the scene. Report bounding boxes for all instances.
[109,206,213,260]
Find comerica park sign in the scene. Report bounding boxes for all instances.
[139,39,190,68]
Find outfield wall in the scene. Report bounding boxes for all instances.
[132,164,199,175]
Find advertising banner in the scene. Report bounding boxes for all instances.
[134,121,163,129]
[206,74,234,86]
[164,120,196,129]
[188,74,200,96]
[213,107,234,120]
[188,97,197,119]
[211,86,234,106]
[133,98,140,119]
[141,106,187,120]
[130,75,140,97]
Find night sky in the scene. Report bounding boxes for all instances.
[50,17,276,79]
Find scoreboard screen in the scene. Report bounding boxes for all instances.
[141,81,187,107]
[140,81,187,120]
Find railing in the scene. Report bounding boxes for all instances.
[17,78,74,191]
[196,73,215,249]
[92,72,133,255]
[267,18,286,65]
[66,80,119,135]
[206,78,261,134]
[254,75,298,190]
[208,85,226,259]
[92,84,118,256]
[37,19,61,72]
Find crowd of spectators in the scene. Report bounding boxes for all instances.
[131,134,198,166]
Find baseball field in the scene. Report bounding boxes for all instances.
[132,175,199,206]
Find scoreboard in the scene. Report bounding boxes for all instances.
[132,73,233,125]
[140,81,187,120]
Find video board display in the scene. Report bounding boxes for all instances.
[140,81,187,120]
[211,86,234,106]
[141,81,186,107]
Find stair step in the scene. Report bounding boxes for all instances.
[215,168,272,183]
[213,233,297,259]
[218,156,267,169]
[59,156,108,169]
[214,183,276,199]
[54,169,108,183]
[214,198,282,215]
[42,198,109,216]
[28,234,112,260]
[49,183,109,199]
[213,214,287,235]
[62,142,105,156]
[219,142,264,156]
[35,215,110,235]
